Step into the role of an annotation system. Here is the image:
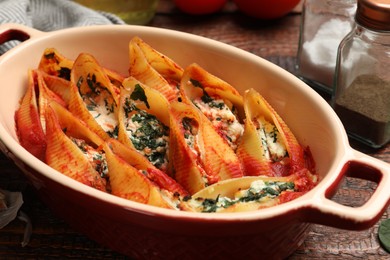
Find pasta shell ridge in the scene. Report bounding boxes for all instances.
[103,142,176,208]
[106,139,189,197]
[38,48,125,86]
[170,102,243,194]
[180,63,245,151]
[44,103,107,191]
[180,64,244,116]
[37,70,67,134]
[237,89,305,177]
[131,36,183,82]
[67,82,112,140]
[15,70,46,161]
[70,53,120,104]
[129,37,180,102]
[68,53,120,140]
[118,79,171,172]
[169,102,208,194]
[38,48,74,80]
[41,71,72,105]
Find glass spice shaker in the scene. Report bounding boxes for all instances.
[332,0,390,148]
[296,0,356,94]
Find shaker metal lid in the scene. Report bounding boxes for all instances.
[356,0,390,31]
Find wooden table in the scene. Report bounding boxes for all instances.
[1,0,389,259]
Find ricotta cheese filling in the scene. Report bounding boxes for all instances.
[188,180,295,213]
[193,96,243,150]
[87,95,118,137]
[70,137,109,179]
[255,116,288,162]
[124,104,170,171]
[79,74,118,138]
[182,117,199,156]
[182,117,209,185]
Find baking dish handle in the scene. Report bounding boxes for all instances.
[0,23,44,48]
[304,149,390,230]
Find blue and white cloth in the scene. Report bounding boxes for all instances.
[0,0,125,54]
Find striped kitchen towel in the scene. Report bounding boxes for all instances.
[0,0,125,55]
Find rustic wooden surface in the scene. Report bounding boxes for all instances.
[1,0,390,259]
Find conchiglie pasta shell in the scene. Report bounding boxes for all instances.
[237,89,305,176]
[70,53,120,104]
[106,138,155,171]
[103,68,125,89]
[68,53,120,140]
[102,143,175,209]
[129,37,180,102]
[15,70,46,161]
[44,102,107,191]
[130,36,183,82]
[121,77,171,126]
[38,48,74,80]
[193,175,294,199]
[236,116,273,176]
[191,175,294,212]
[248,88,305,172]
[67,82,111,140]
[38,48,125,86]
[179,63,245,151]
[48,101,104,146]
[36,70,67,134]
[118,78,171,171]
[170,102,243,195]
[41,71,72,105]
[106,138,189,196]
[180,63,245,120]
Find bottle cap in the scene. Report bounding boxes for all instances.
[356,0,390,31]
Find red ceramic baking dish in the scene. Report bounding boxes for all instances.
[0,23,389,259]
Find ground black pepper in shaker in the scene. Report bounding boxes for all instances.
[332,0,390,148]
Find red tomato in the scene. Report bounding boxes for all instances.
[174,0,228,15]
[233,0,301,20]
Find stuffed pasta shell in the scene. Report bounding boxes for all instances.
[68,53,120,140]
[237,89,307,177]
[129,37,183,102]
[15,70,47,161]
[182,169,317,213]
[45,101,108,191]
[169,101,244,195]
[119,77,171,173]
[38,48,124,86]
[180,63,245,151]
[105,139,189,208]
